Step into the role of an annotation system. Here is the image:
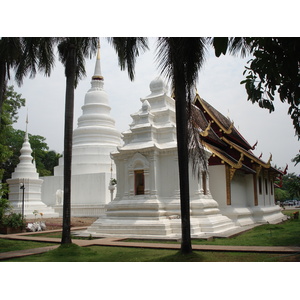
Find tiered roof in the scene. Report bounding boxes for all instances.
[192,94,283,178]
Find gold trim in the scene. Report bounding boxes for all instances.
[197,97,234,134]
[92,75,104,80]
[229,168,236,181]
[200,121,211,137]
[255,164,262,177]
[203,141,243,169]
[221,137,272,168]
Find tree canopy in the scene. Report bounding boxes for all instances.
[275,173,300,201]
[212,37,300,139]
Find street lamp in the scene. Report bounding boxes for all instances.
[20,181,25,219]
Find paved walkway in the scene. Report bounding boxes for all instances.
[1,227,300,261]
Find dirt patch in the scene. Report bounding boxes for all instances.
[25,217,98,230]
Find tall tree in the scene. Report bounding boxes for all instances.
[156,38,207,254]
[57,37,98,244]
[0,38,22,127]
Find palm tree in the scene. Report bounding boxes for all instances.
[57,37,98,244]
[155,38,208,254]
[0,38,22,128]
[0,37,56,125]
[15,38,56,85]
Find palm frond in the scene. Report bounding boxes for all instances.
[108,37,149,81]
[156,37,208,177]
[228,37,252,58]
[57,37,98,88]
[188,104,208,178]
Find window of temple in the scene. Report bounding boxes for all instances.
[202,171,207,195]
[258,176,262,194]
[134,170,145,195]
[265,178,268,195]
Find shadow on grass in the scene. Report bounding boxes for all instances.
[146,251,205,262]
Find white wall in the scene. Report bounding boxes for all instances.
[41,172,113,207]
[208,165,227,207]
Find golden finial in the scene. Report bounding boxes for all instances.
[97,38,101,60]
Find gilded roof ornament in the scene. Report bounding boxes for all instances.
[200,121,211,137]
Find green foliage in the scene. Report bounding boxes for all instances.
[1,128,61,182]
[275,188,290,202]
[0,86,25,191]
[211,37,300,138]
[0,197,11,224]
[1,86,25,125]
[281,173,300,200]
[240,38,300,138]
[0,197,25,229]
[0,239,56,253]
[292,152,300,166]
[274,173,300,201]
[1,213,26,228]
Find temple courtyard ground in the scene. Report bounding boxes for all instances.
[1,210,300,262]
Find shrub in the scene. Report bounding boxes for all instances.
[1,213,26,229]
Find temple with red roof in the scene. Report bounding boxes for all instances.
[193,94,286,225]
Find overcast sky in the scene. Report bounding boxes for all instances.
[9,38,299,174]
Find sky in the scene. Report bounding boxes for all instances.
[9,38,299,174]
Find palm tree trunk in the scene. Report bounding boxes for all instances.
[61,48,76,245]
[0,61,6,129]
[174,67,192,254]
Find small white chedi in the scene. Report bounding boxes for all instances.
[41,45,121,217]
[86,77,238,238]
[7,121,58,218]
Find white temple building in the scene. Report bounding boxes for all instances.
[86,78,240,238]
[7,121,58,218]
[41,46,122,217]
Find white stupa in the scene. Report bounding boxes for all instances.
[7,118,58,218]
[41,45,122,216]
[86,77,237,238]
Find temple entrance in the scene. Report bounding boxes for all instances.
[134,170,145,195]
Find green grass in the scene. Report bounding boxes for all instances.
[0,239,56,253]
[1,209,300,262]
[2,245,299,262]
[3,243,300,262]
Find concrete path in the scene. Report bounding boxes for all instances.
[1,227,300,261]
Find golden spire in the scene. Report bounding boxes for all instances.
[97,38,101,60]
[92,38,103,81]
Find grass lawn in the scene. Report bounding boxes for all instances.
[0,239,57,253]
[3,243,300,262]
[1,209,299,262]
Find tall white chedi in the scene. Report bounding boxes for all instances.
[7,119,58,218]
[54,46,121,176]
[41,45,122,217]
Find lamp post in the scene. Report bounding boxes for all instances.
[20,181,25,219]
